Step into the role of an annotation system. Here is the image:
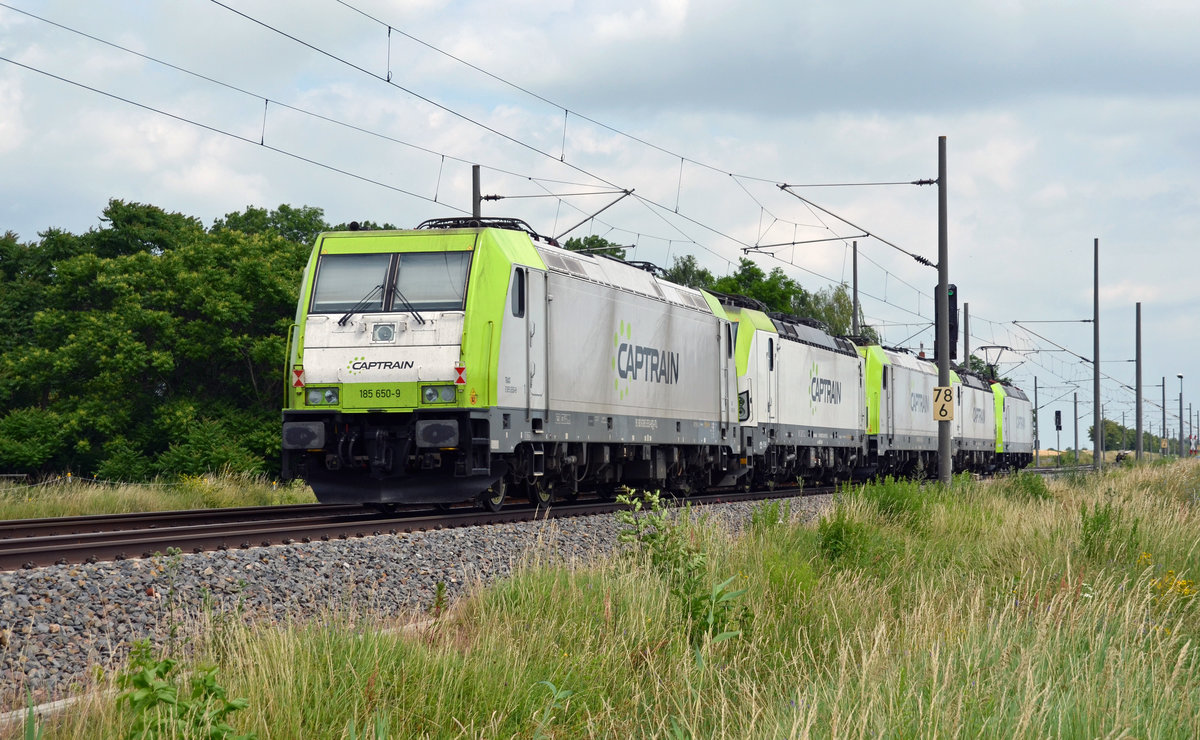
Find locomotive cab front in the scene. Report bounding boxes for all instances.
[281,220,535,504]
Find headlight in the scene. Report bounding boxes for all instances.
[372,323,396,342]
[305,388,339,405]
[422,385,455,404]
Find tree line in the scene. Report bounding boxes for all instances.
[0,203,869,480]
[1087,418,1174,454]
[0,201,327,480]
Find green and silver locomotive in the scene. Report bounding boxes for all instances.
[282,217,742,508]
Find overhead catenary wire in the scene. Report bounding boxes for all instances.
[189,1,766,265]
[0,54,452,210]
[0,3,624,202]
[333,0,924,198]
[205,0,936,271]
[205,1,623,191]
[775,185,936,267]
[4,0,949,315]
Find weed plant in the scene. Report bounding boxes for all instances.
[747,498,791,533]
[848,475,935,527]
[43,462,1200,738]
[116,640,255,739]
[1078,499,1141,563]
[615,489,749,646]
[995,470,1054,502]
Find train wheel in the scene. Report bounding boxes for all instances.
[529,478,554,508]
[480,479,506,512]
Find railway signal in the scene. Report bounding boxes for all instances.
[934,283,958,362]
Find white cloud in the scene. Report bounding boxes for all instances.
[1102,279,1161,306]
[591,0,689,40]
[0,75,26,154]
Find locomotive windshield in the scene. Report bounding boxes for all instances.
[310,251,471,314]
[393,251,471,311]
[311,253,390,313]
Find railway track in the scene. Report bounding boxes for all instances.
[0,488,806,571]
[1025,464,1102,476]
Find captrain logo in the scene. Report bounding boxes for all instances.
[345,356,415,375]
[611,320,680,400]
[809,361,843,414]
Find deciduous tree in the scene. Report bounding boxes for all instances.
[0,200,313,478]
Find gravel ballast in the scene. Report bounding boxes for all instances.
[0,494,831,712]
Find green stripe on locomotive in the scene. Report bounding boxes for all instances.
[991,382,1007,453]
[698,291,778,375]
[458,228,546,410]
[857,345,889,435]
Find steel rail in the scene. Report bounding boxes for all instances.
[0,486,824,571]
[0,503,365,539]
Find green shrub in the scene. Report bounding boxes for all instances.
[851,476,933,528]
[0,408,67,470]
[95,436,156,481]
[999,471,1053,502]
[156,419,265,478]
[816,506,868,563]
[1079,499,1140,563]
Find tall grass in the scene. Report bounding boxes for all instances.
[39,461,1200,738]
[0,473,315,520]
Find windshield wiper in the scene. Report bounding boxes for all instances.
[389,278,426,325]
[338,284,383,326]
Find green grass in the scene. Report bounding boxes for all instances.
[31,461,1200,738]
[0,473,316,520]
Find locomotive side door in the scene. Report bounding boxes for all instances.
[720,322,734,428]
[766,335,779,426]
[526,267,548,415]
[885,366,895,441]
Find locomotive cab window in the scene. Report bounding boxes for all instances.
[511,267,525,317]
[392,251,471,312]
[310,253,391,313]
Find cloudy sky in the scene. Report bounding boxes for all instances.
[3,0,1198,450]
